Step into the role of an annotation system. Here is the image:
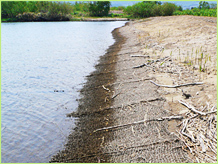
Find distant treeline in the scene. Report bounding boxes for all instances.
[1,1,217,22]
[1,1,72,20]
[1,1,111,21]
[123,1,217,18]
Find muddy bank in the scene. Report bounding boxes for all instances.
[50,25,126,163]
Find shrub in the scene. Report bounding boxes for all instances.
[161,2,177,16]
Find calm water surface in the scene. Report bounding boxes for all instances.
[1,21,126,163]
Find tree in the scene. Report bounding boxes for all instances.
[161,2,176,16]
[199,1,210,9]
[143,1,161,5]
[89,1,110,16]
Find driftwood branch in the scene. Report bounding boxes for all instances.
[180,119,196,142]
[178,100,217,116]
[133,63,151,69]
[111,92,121,99]
[150,80,203,88]
[198,134,206,153]
[176,130,193,153]
[94,115,183,132]
[131,55,150,58]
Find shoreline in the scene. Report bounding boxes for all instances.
[50,24,127,163]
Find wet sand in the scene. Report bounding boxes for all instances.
[50,16,217,163]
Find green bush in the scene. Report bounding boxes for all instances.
[152,4,163,16]
[1,1,73,19]
[89,1,110,17]
[161,2,176,16]
[173,8,217,17]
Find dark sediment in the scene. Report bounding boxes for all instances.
[50,26,126,163]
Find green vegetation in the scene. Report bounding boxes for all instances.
[123,1,216,18]
[123,1,180,18]
[1,1,217,22]
[173,8,217,17]
[173,1,217,17]
[1,1,112,22]
[110,6,126,11]
[1,1,72,18]
[89,1,110,17]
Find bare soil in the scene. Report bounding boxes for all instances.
[50,16,217,163]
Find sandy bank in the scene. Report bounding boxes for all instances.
[50,16,217,163]
[106,15,216,163]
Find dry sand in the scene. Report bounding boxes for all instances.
[50,16,217,163]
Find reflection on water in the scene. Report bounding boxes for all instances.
[1,21,126,163]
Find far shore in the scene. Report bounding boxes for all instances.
[1,17,130,22]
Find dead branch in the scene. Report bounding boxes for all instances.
[102,85,110,92]
[178,100,217,116]
[111,92,121,99]
[150,80,203,88]
[198,134,206,153]
[133,63,151,69]
[207,142,217,155]
[94,115,183,132]
[131,55,150,58]
[180,119,196,143]
[176,130,193,154]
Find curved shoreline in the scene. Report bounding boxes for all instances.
[50,24,126,163]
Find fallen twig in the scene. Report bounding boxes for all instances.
[102,85,110,92]
[207,142,217,155]
[176,130,193,154]
[111,92,121,99]
[180,119,196,143]
[133,63,151,68]
[94,115,183,132]
[198,134,206,153]
[131,55,150,58]
[150,80,203,88]
[178,100,217,116]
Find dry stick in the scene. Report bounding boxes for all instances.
[178,100,217,116]
[150,80,203,88]
[131,55,150,58]
[111,92,121,99]
[133,63,151,68]
[198,134,206,153]
[93,115,183,132]
[207,142,217,155]
[176,130,193,154]
[102,85,110,92]
[180,119,196,143]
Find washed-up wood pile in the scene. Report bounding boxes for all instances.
[130,41,217,162]
[176,101,217,163]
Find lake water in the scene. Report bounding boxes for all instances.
[1,21,126,163]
